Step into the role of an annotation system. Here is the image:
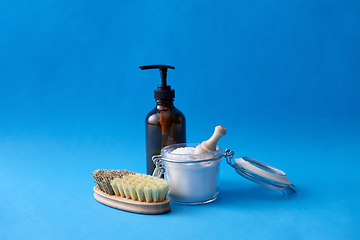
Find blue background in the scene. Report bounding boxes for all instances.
[1,0,359,239]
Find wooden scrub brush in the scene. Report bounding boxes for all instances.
[92,169,171,214]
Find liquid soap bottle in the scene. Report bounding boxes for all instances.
[140,65,186,175]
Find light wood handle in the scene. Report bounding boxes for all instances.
[194,125,226,154]
[93,186,171,215]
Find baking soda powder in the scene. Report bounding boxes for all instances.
[163,146,221,204]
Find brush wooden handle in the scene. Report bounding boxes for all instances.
[93,186,171,215]
[194,126,226,154]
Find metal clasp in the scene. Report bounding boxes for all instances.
[223,149,235,168]
[152,155,165,178]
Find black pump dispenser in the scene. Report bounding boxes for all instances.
[141,64,186,175]
[139,65,175,100]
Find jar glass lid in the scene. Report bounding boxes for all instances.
[224,150,295,192]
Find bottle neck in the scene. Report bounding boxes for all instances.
[155,99,174,107]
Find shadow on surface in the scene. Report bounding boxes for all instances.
[93,181,306,215]
[213,180,303,206]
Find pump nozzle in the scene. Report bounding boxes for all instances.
[140,64,175,100]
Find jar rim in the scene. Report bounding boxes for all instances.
[160,143,223,163]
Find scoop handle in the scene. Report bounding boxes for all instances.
[201,125,226,152]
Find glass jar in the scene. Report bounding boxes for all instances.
[152,143,295,205]
[152,143,227,205]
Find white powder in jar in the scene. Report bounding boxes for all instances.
[171,147,195,155]
[166,146,220,203]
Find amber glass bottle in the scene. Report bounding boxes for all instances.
[140,65,186,175]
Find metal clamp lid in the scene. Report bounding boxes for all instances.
[223,149,295,192]
[152,155,165,178]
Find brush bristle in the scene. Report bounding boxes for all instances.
[92,170,170,203]
[111,174,170,203]
[91,169,135,195]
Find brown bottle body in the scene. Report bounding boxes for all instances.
[145,100,186,175]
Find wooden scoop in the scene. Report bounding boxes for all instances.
[194,126,226,154]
